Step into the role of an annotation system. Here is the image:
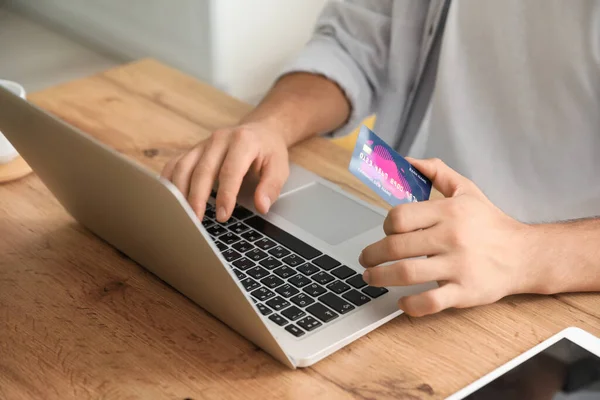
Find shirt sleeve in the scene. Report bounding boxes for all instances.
[278,0,394,138]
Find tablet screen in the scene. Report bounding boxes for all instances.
[464,339,600,399]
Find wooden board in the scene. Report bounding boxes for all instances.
[0,155,32,183]
[1,59,599,400]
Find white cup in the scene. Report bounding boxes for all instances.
[0,80,27,165]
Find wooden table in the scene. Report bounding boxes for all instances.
[1,59,599,400]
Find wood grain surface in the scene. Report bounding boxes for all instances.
[1,59,599,400]
[0,155,32,183]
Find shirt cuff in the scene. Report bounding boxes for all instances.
[278,36,374,138]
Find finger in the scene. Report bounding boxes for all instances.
[254,153,289,214]
[359,227,444,267]
[405,157,480,198]
[383,199,445,235]
[363,256,451,287]
[398,283,462,317]
[187,137,229,219]
[216,140,259,221]
[171,147,204,197]
[161,153,184,180]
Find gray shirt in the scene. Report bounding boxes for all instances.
[280,0,600,223]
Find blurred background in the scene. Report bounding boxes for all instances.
[0,0,327,104]
[0,0,371,148]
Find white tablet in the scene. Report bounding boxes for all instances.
[448,327,600,400]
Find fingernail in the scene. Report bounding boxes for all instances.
[262,196,271,213]
[217,207,227,221]
[358,252,365,267]
[363,270,370,284]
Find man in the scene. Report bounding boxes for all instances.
[162,0,600,317]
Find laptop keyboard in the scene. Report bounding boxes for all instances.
[203,194,388,338]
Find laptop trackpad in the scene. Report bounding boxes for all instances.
[269,182,383,246]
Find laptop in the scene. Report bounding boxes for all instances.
[0,86,435,368]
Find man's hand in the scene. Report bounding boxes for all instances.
[161,120,289,222]
[359,157,542,317]
[161,72,351,222]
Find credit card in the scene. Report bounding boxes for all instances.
[349,126,432,206]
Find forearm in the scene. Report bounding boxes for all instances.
[526,218,600,294]
[239,72,350,147]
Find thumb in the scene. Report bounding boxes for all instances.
[254,154,289,214]
[406,157,479,198]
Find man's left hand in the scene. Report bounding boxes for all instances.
[359,158,543,317]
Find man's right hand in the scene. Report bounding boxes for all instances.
[161,72,351,223]
[161,120,290,223]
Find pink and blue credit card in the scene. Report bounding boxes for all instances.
[349,126,432,206]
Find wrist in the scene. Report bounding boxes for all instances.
[513,223,563,295]
[508,222,557,295]
[240,110,304,147]
[239,72,350,147]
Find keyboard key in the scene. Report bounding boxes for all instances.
[282,254,304,267]
[215,216,236,226]
[312,272,335,285]
[319,293,355,314]
[347,274,368,289]
[266,296,291,311]
[245,216,322,260]
[306,303,338,323]
[303,283,326,297]
[255,238,277,251]
[222,249,242,262]
[268,314,288,326]
[289,275,311,288]
[251,287,276,302]
[275,284,299,298]
[219,232,240,245]
[228,222,250,235]
[233,269,246,280]
[261,275,285,289]
[297,316,322,332]
[285,324,305,337]
[331,265,357,280]
[281,305,306,321]
[209,190,217,199]
[232,205,254,220]
[215,241,228,252]
[298,263,319,276]
[241,230,262,242]
[232,240,254,253]
[313,255,341,271]
[257,303,272,316]
[246,248,268,262]
[273,266,297,279]
[207,225,228,237]
[205,208,217,219]
[268,246,290,259]
[362,286,389,298]
[246,266,270,280]
[202,216,214,228]
[241,278,260,292]
[232,257,254,270]
[342,290,371,306]
[259,256,282,270]
[290,293,315,308]
[327,280,351,294]
[225,218,240,226]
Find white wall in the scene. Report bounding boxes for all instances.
[11,0,213,82]
[11,0,327,103]
[211,0,327,102]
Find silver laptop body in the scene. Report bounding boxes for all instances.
[0,86,434,368]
